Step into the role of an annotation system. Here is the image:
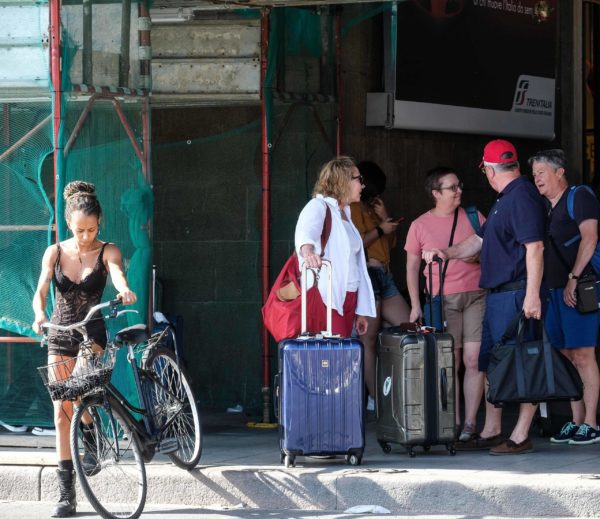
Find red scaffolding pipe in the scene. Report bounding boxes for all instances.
[335,11,343,155]
[111,98,146,176]
[50,0,61,245]
[63,91,150,162]
[0,115,51,162]
[0,1,60,344]
[260,9,272,424]
[63,95,98,157]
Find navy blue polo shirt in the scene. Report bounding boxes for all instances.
[545,186,600,288]
[477,176,546,289]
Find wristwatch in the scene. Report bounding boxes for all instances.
[568,272,579,280]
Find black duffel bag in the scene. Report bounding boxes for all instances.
[487,312,583,407]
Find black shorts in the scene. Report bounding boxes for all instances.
[47,320,108,357]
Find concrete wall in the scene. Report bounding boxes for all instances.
[151,4,576,415]
[152,102,336,411]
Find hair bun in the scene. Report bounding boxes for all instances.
[63,180,96,201]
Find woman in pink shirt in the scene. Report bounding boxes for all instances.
[405,167,486,442]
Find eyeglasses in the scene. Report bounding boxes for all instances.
[438,181,463,193]
[351,174,364,184]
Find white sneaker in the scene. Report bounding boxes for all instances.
[0,420,27,433]
[32,427,56,436]
[366,396,375,412]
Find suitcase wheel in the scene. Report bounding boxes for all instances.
[446,443,456,456]
[378,441,392,454]
[284,454,295,468]
[279,452,285,464]
[345,454,361,466]
[407,447,416,458]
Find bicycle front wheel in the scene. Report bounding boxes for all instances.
[143,346,202,469]
[71,394,147,519]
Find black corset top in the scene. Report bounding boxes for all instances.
[51,242,109,326]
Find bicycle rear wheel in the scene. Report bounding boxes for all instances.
[71,394,147,519]
[143,346,202,469]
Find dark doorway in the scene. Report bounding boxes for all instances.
[583,1,600,188]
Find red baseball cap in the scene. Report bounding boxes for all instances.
[480,139,518,167]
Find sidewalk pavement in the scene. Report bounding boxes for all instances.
[0,411,599,517]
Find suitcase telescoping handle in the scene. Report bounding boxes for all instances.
[428,256,445,331]
[301,259,333,336]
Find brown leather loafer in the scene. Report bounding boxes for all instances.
[455,433,504,450]
[489,438,533,455]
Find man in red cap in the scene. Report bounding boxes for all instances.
[424,138,546,454]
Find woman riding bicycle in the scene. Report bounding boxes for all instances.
[32,181,136,518]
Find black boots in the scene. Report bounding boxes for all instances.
[51,469,77,517]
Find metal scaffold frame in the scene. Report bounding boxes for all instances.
[258,6,344,424]
[0,0,154,345]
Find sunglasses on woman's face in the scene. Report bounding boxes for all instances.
[351,174,364,184]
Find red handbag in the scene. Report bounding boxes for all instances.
[262,206,331,341]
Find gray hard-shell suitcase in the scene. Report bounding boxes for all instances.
[375,258,456,457]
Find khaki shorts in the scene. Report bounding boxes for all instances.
[443,290,486,346]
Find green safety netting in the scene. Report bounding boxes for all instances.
[59,0,152,411]
[1,1,375,422]
[0,0,55,427]
[0,0,152,428]
[0,103,54,337]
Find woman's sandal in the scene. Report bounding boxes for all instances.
[458,423,477,442]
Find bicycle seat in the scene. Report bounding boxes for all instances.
[114,324,150,345]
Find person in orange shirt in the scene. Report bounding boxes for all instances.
[350,162,410,409]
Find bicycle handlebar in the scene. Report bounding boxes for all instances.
[41,298,123,335]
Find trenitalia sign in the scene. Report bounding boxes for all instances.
[366,0,557,139]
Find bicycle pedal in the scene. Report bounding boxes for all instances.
[157,437,179,454]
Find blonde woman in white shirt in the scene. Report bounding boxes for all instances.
[295,156,376,336]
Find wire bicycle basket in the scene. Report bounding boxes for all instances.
[38,347,117,401]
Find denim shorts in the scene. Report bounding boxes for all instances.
[367,266,400,301]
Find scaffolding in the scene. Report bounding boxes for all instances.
[0,0,153,427]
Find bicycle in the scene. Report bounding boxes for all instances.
[38,299,202,519]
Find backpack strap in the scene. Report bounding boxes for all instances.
[465,205,481,233]
[563,185,597,247]
[560,185,600,277]
[566,185,596,220]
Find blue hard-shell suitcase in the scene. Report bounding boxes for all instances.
[275,261,365,467]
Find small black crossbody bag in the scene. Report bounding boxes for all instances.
[548,234,598,314]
